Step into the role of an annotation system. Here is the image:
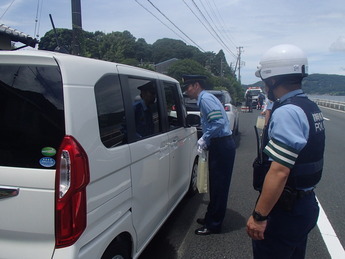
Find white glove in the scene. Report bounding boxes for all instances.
[197,138,207,153]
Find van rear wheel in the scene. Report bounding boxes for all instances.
[187,159,198,196]
[102,237,131,259]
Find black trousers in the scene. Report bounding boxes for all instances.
[204,135,236,231]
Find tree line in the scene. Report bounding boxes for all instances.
[38,28,244,103]
[245,74,345,96]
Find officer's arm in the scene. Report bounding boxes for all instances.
[254,161,290,217]
[246,162,290,240]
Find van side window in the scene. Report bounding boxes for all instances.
[94,74,126,148]
[163,82,183,130]
[128,78,162,139]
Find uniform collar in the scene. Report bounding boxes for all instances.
[139,99,148,111]
[197,90,206,106]
[278,89,305,103]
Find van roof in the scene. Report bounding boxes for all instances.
[0,50,178,86]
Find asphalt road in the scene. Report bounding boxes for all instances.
[139,106,344,259]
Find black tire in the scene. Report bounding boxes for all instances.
[234,120,239,135]
[187,159,198,197]
[102,237,131,259]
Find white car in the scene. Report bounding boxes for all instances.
[184,90,239,137]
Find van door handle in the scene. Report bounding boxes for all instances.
[160,141,169,150]
[0,186,19,200]
[169,137,179,148]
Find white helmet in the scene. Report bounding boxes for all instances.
[255,44,308,80]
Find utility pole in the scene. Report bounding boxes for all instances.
[220,58,223,77]
[71,0,82,55]
[236,46,243,84]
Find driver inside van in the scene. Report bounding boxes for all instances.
[134,82,156,138]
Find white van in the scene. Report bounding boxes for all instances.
[0,50,199,259]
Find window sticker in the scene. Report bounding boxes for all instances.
[41,147,57,157]
[39,157,56,168]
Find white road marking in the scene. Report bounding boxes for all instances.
[317,197,345,258]
[323,117,330,121]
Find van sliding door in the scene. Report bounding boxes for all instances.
[120,74,170,249]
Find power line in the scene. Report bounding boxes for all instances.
[204,0,238,49]
[135,0,191,44]
[186,0,237,59]
[0,0,16,21]
[197,0,237,54]
[135,0,242,65]
[34,0,44,39]
[145,0,205,51]
[193,0,236,58]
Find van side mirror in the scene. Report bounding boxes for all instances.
[186,114,201,127]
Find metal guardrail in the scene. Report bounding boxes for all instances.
[312,99,345,111]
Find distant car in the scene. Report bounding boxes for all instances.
[184,90,239,137]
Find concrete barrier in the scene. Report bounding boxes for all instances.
[312,99,345,111]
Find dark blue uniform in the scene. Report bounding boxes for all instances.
[133,99,154,138]
[198,90,236,232]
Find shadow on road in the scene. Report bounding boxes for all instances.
[139,193,204,259]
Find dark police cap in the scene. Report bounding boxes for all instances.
[182,75,207,84]
[137,81,156,93]
[182,75,207,90]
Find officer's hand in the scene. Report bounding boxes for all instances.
[198,138,207,152]
[246,216,267,240]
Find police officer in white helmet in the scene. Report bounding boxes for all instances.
[247,44,325,258]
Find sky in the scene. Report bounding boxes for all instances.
[1,0,345,84]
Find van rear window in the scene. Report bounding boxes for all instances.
[0,64,65,168]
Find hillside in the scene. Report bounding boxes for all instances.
[243,74,345,95]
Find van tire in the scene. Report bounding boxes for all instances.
[187,159,198,197]
[234,121,239,135]
[102,236,131,259]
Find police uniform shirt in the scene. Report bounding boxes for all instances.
[134,99,154,137]
[197,90,231,146]
[264,89,309,169]
[265,99,274,111]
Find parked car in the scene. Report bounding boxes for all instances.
[183,90,239,137]
[0,50,199,259]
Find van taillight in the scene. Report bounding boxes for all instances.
[55,136,90,248]
[224,106,230,111]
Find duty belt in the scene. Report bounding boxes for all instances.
[296,189,314,199]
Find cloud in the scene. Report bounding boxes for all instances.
[330,36,345,52]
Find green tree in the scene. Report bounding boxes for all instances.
[152,38,195,63]
[38,28,72,53]
[135,38,152,63]
[167,59,211,84]
[212,76,243,104]
[83,30,105,59]
[208,50,233,77]
[99,31,137,62]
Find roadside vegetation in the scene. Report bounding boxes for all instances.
[38,28,244,103]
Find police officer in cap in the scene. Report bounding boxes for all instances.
[183,75,236,235]
[134,82,156,137]
[247,44,325,258]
